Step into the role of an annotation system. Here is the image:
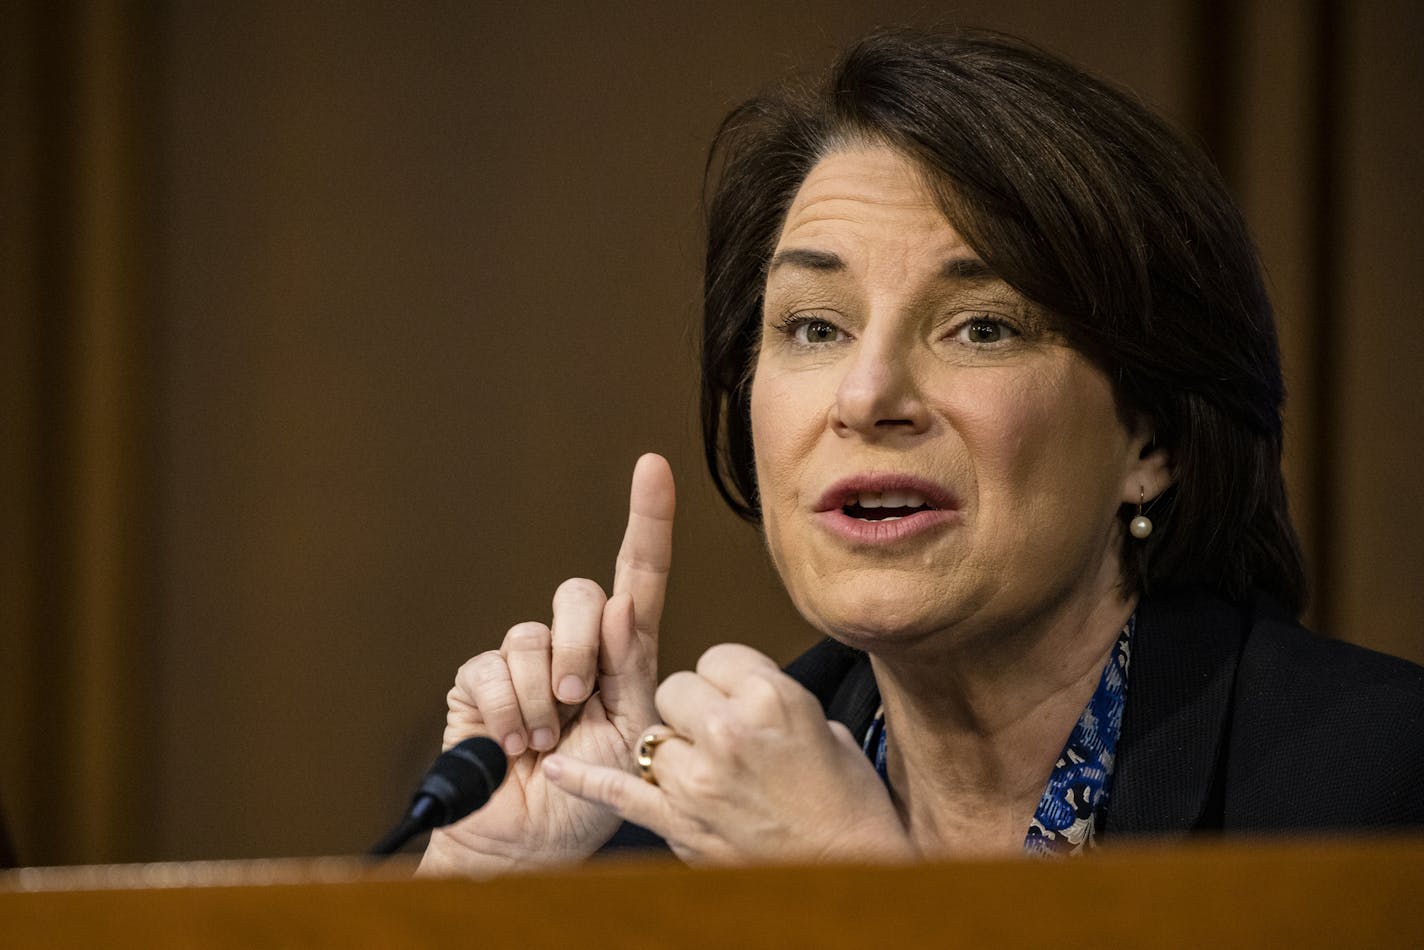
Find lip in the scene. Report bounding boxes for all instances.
[812,473,962,545]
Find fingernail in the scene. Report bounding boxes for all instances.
[542,755,564,781]
[531,727,554,750]
[502,733,526,756]
[557,675,585,703]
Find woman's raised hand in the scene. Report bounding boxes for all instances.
[418,453,674,873]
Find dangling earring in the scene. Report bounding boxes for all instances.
[1130,487,1154,539]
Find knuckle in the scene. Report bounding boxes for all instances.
[616,548,668,576]
[786,681,823,718]
[574,767,623,811]
[552,577,607,609]
[457,657,520,729]
[516,687,556,719]
[680,757,726,802]
[552,640,598,663]
[654,672,695,710]
[480,694,522,724]
[444,687,473,725]
[503,621,551,652]
[738,675,786,720]
[699,709,744,751]
[455,651,505,691]
[696,642,741,672]
[593,772,625,809]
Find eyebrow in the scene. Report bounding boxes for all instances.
[767,248,998,283]
[768,248,844,273]
[940,258,996,282]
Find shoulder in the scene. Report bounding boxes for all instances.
[1223,593,1424,828]
[1236,595,1424,702]
[1114,587,1424,834]
[1134,585,1424,709]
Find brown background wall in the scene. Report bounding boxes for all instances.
[3,0,1421,866]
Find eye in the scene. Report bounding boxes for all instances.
[953,316,1018,345]
[770,313,848,346]
[797,319,843,344]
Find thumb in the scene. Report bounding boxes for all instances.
[828,720,863,754]
[596,592,656,727]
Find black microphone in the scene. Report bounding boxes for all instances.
[370,736,508,856]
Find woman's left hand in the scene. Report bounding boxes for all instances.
[542,642,915,865]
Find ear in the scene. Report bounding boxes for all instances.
[1120,429,1173,507]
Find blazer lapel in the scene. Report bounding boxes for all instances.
[1104,589,1248,836]
[785,637,880,738]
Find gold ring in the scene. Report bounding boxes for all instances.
[635,729,681,786]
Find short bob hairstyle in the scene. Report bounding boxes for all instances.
[700,28,1307,616]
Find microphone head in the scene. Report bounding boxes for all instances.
[413,736,508,828]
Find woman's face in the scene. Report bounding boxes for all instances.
[750,146,1156,650]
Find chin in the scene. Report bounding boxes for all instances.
[792,584,953,650]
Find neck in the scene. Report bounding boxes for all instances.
[867,586,1135,856]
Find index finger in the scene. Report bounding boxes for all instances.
[612,453,675,644]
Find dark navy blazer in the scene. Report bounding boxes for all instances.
[606,587,1424,852]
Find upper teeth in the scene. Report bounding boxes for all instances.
[847,490,929,509]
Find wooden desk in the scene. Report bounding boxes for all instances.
[2,837,1421,948]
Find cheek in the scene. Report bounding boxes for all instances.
[958,366,1130,515]
[748,369,777,491]
[944,379,1052,501]
[1051,372,1136,489]
[749,375,789,574]
[749,366,826,556]
[750,367,820,489]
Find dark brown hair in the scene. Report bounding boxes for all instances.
[700,27,1307,615]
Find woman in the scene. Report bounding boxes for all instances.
[419,29,1424,872]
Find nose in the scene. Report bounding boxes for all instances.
[829,333,929,437]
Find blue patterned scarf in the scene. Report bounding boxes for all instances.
[862,617,1133,856]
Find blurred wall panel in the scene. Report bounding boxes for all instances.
[1233,0,1424,651]
[1333,0,1424,661]
[0,0,159,865]
[1233,1,1325,622]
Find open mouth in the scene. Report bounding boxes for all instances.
[840,490,938,522]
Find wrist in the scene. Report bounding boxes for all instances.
[416,820,617,877]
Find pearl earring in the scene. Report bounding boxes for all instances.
[1130,487,1153,539]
